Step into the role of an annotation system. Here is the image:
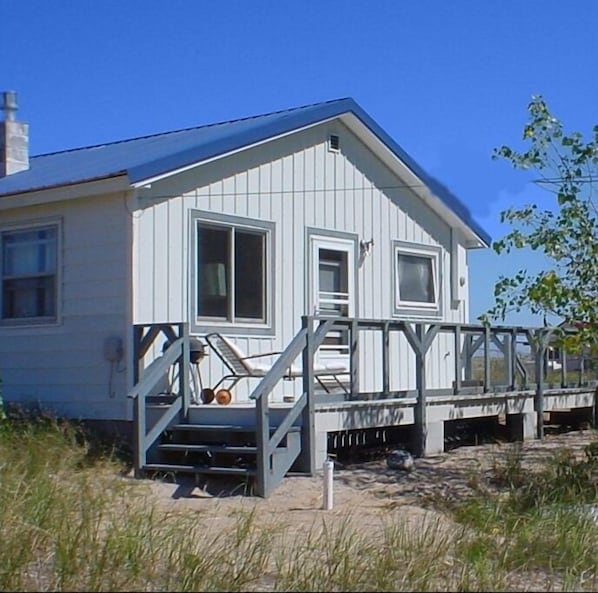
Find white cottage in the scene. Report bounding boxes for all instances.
[0,91,491,435]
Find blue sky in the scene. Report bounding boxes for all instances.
[2,0,597,326]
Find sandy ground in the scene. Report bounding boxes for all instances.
[128,427,598,537]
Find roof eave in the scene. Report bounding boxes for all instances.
[339,109,492,248]
[128,99,359,186]
[0,173,131,210]
[128,99,490,248]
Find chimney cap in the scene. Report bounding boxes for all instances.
[1,91,18,122]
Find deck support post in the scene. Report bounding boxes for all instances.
[531,328,549,440]
[405,322,439,457]
[423,420,445,455]
[506,412,537,441]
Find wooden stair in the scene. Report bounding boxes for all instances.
[142,422,302,490]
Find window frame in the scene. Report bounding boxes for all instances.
[190,210,275,336]
[0,219,62,327]
[392,240,442,318]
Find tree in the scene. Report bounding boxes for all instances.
[486,95,598,350]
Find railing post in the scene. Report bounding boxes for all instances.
[350,319,359,395]
[510,329,518,389]
[255,370,271,497]
[483,325,491,392]
[133,324,143,384]
[382,321,390,395]
[453,325,462,394]
[463,334,473,381]
[561,348,568,388]
[180,323,190,418]
[533,329,547,440]
[502,331,513,389]
[299,315,316,475]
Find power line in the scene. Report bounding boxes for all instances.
[136,182,433,201]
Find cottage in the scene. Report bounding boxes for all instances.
[0,91,489,418]
[8,91,588,497]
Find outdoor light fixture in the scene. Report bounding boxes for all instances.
[360,238,374,258]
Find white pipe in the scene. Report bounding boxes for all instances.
[322,458,334,510]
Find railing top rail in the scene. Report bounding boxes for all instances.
[304,315,568,335]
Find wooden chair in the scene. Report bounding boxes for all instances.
[204,332,349,394]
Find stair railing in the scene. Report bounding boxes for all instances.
[128,323,191,476]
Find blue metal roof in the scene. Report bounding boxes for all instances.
[0,97,491,245]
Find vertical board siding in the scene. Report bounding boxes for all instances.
[134,122,470,401]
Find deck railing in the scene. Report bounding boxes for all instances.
[128,318,597,497]
[303,316,597,454]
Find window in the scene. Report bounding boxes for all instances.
[193,212,273,329]
[1,224,58,321]
[328,134,340,152]
[393,242,441,315]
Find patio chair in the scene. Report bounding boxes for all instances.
[204,332,349,395]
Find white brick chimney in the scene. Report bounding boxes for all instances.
[0,91,29,176]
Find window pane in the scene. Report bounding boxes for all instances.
[2,276,55,318]
[3,227,57,276]
[197,225,229,317]
[318,249,349,316]
[235,230,264,320]
[397,253,435,303]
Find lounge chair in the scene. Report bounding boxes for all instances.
[204,332,349,394]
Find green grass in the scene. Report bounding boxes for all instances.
[1,412,597,591]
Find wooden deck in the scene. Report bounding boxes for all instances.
[130,318,598,497]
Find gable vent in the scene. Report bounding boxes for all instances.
[328,134,340,152]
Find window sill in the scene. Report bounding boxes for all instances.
[0,317,60,329]
[392,307,443,321]
[192,319,274,337]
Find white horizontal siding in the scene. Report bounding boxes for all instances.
[0,194,130,420]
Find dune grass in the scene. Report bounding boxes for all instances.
[0,412,596,591]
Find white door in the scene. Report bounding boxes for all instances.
[310,235,356,365]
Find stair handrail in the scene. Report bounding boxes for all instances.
[251,316,336,497]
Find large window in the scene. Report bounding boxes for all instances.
[193,212,273,330]
[1,224,58,321]
[393,242,441,316]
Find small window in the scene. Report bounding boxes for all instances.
[1,225,58,321]
[393,242,441,315]
[194,212,273,329]
[328,134,340,152]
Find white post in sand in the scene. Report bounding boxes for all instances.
[322,458,334,510]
